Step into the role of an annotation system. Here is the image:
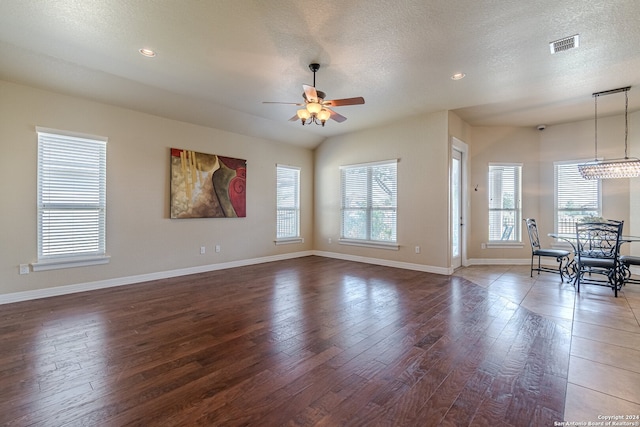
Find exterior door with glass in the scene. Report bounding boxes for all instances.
[451,147,463,269]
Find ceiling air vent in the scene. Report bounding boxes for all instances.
[549,34,580,54]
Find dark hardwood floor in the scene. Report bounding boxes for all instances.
[0,256,568,426]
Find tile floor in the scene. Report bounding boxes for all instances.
[453,265,640,424]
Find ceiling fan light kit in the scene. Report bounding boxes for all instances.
[578,86,640,179]
[264,63,365,127]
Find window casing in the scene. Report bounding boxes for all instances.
[340,159,397,247]
[276,164,301,241]
[35,128,108,270]
[488,163,522,242]
[555,161,601,234]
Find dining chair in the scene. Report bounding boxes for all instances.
[619,255,640,284]
[524,218,571,281]
[575,221,624,297]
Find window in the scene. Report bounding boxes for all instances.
[488,163,522,242]
[34,128,108,271]
[276,164,301,241]
[555,161,601,234]
[340,159,397,247]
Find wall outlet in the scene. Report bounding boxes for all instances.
[415,246,421,254]
[215,245,221,253]
[328,237,332,244]
[19,264,29,275]
[200,246,206,254]
[481,243,487,249]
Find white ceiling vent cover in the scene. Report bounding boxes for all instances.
[550,34,580,54]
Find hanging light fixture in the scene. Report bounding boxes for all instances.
[578,86,640,179]
[297,104,331,126]
[264,63,364,127]
[296,66,332,127]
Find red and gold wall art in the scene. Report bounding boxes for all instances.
[170,148,246,218]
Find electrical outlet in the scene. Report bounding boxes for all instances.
[415,246,421,254]
[19,264,29,275]
[481,243,487,249]
[215,245,221,253]
[200,246,206,254]
[328,237,332,244]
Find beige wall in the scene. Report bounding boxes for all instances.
[538,116,631,242]
[2,78,638,299]
[448,110,472,144]
[631,111,640,252]
[314,111,451,272]
[469,114,639,263]
[0,81,314,296]
[468,126,540,261]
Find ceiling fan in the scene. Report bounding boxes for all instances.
[263,63,365,127]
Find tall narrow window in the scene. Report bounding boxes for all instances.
[276,164,300,240]
[35,128,108,270]
[555,161,601,233]
[488,163,522,242]
[341,159,398,246]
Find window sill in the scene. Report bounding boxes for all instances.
[339,239,399,250]
[32,255,111,272]
[486,242,524,249]
[274,237,304,245]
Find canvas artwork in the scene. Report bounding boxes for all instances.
[170,148,246,218]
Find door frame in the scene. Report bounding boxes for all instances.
[451,137,469,269]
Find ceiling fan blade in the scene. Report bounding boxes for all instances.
[288,114,300,122]
[326,108,347,123]
[303,84,318,103]
[262,101,304,106]
[323,97,365,107]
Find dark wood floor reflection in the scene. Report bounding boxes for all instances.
[0,256,569,426]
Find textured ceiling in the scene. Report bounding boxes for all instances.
[0,0,639,148]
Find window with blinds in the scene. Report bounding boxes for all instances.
[276,165,300,239]
[340,159,397,244]
[488,163,522,242]
[555,161,601,233]
[36,128,108,268]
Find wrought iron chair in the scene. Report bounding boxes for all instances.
[524,218,571,281]
[619,255,640,284]
[575,221,624,297]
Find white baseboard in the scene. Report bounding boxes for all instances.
[312,250,453,275]
[466,258,531,266]
[0,251,314,305]
[1,251,533,305]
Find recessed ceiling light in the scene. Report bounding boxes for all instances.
[138,48,156,58]
[451,73,466,80]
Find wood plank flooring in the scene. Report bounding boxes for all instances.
[0,256,569,426]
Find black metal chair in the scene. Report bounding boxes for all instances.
[575,221,624,297]
[524,218,571,281]
[619,255,640,284]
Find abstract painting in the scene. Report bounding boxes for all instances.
[170,148,246,218]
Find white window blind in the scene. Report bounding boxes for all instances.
[341,160,397,243]
[276,165,300,239]
[37,129,107,265]
[555,162,601,233]
[488,164,522,242]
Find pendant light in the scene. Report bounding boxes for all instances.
[578,86,640,179]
